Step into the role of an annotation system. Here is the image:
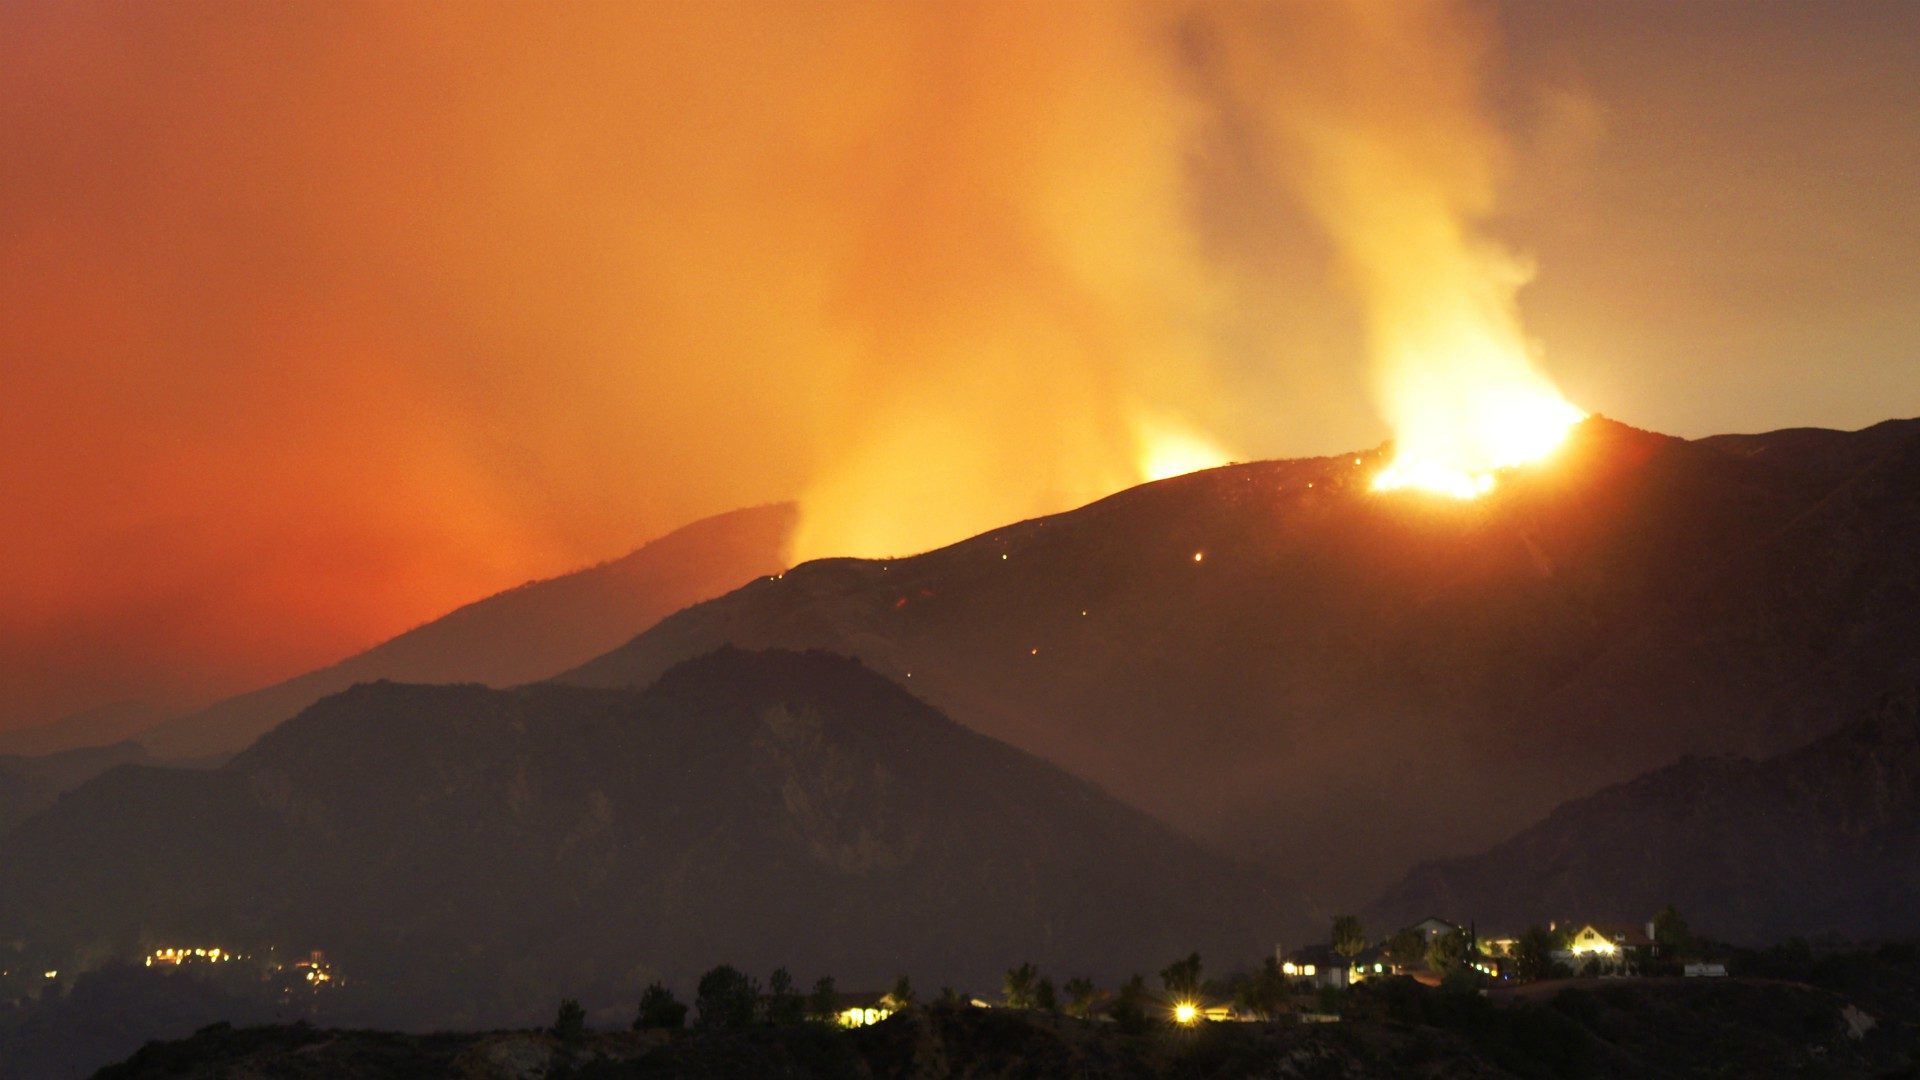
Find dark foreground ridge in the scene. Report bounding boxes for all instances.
[0,648,1300,1044]
[94,961,1920,1080]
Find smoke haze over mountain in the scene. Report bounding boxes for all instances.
[4,0,1917,732]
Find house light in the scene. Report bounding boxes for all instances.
[1173,1002,1199,1025]
[1302,964,1316,977]
[1282,962,1297,975]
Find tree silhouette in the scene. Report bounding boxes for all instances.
[1003,962,1038,1009]
[886,974,914,1009]
[1034,977,1058,1014]
[1159,952,1202,997]
[1062,976,1097,1018]
[1425,929,1469,975]
[808,975,837,1022]
[552,998,587,1043]
[1510,926,1560,981]
[1233,956,1289,1019]
[1331,915,1367,959]
[634,982,687,1030]
[1386,927,1426,969]
[766,968,806,1025]
[1112,973,1153,1035]
[1652,904,1694,957]
[694,965,759,1029]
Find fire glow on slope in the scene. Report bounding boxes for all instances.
[1370,358,1586,499]
[1134,412,1234,483]
[1205,1,1587,500]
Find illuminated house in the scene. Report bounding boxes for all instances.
[820,991,893,1028]
[1557,922,1658,971]
[1279,944,1353,989]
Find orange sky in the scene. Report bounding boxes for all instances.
[4,1,1917,733]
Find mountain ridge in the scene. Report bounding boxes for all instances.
[0,647,1306,1029]
[1367,690,1920,943]
[133,503,797,760]
[551,416,1920,903]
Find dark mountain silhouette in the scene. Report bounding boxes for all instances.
[554,417,1920,902]
[0,648,1303,1030]
[0,741,152,835]
[0,701,168,757]
[1368,693,1920,944]
[134,504,796,761]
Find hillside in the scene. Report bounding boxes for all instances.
[553,417,1920,901]
[0,741,152,835]
[1369,693,1920,943]
[0,648,1301,1031]
[134,504,796,760]
[0,701,168,758]
[78,965,1920,1080]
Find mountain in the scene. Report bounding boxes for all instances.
[0,648,1303,1029]
[1367,692,1920,944]
[554,417,1920,902]
[0,741,152,835]
[0,701,168,757]
[134,504,796,760]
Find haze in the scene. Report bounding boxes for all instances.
[4,0,1917,734]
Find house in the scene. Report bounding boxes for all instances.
[1564,922,1657,959]
[1410,916,1462,941]
[1345,944,1410,983]
[819,991,894,1027]
[1279,944,1353,988]
[1554,921,1659,974]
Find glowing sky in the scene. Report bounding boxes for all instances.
[3,0,1917,733]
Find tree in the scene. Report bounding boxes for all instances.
[1652,905,1693,956]
[1034,977,1059,1014]
[634,982,687,1030]
[1159,952,1203,998]
[1425,929,1469,975]
[552,998,588,1043]
[808,975,838,1022]
[1112,973,1153,1035]
[1233,956,1290,1020]
[1331,915,1367,960]
[1063,976,1098,1018]
[1510,925,1561,982]
[1386,927,1426,969]
[766,968,806,1025]
[694,965,759,1029]
[885,974,915,1009]
[1004,962,1038,1009]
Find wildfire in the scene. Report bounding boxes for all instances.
[1134,412,1233,484]
[1371,374,1586,499]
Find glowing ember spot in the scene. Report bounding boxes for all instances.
[1192,551,1204,563]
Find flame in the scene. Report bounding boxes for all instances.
[1201,0,1586,501]
[1134,412,1234,483]
[1370,365,1586,499]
